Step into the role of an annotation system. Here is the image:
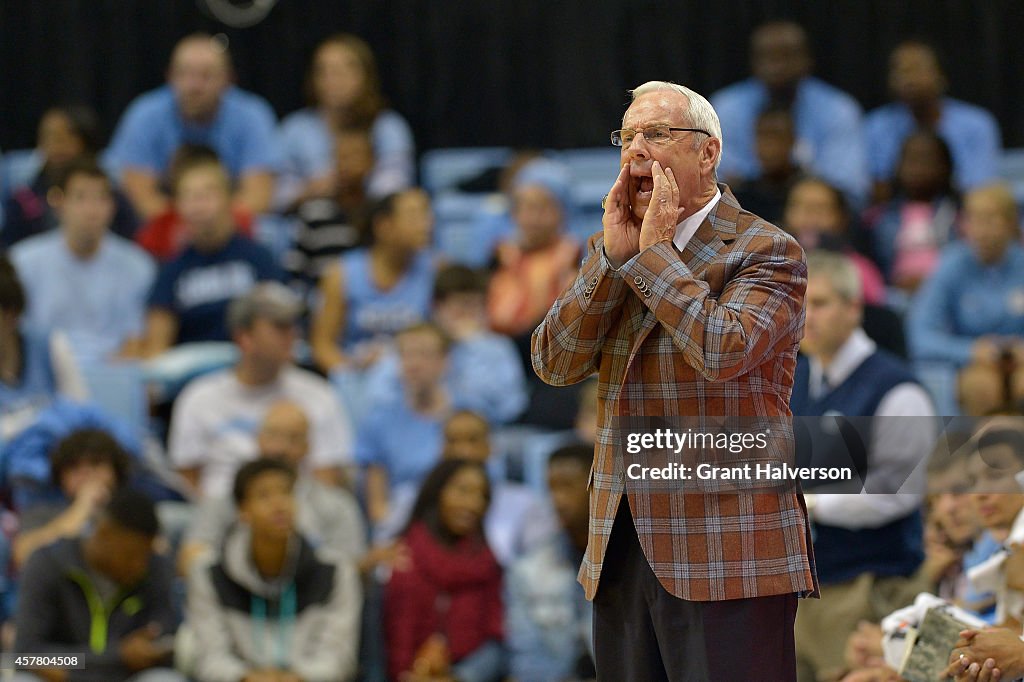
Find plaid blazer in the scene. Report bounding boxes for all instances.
[532,185,818,602]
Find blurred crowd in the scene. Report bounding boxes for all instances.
[0,17,1022,682]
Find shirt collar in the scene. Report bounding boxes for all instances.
[809,327,876,397]
[673,187,722,252]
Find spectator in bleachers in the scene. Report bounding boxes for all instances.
[186,458,361,682]
[278,33,414,209]
[865,40,1002,202]
[792,251,935,682]
[457,150,547,269]
[711,20,869,203]
[907,184,1024,416]
[12,428,131,568]
[10,159,155,365]
[132,145,261,263]
[105,33,279,223]
[137,150,282,357]
[375,410,557,566]
[310,188,434,374]
[964,424,1024,627]
[179,400,365,576]
[1,104,137,247]
[364,264,528,425]
[783,176,886,305]
[285,126,374,303]
[862,131,959,292]
[357,323,452,528]
[168,283,353,498]
[731,105,802,225]
[15,489,184,682]
[0,256,86,437]
[506,443,594,682]
[487,158,580,340]
[384,459,504,682]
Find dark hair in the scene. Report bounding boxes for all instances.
[896,129,955,198]
[397,321,452,354]
[49,428,132,489]
[361,190,403,241]
[404,459,491,543]
[547,443,594,471]
[971,427,1024,465]
[433,265,488,303]
[0,255,26,316]
[306,33,386,128]
[40,104,102,155]
[168,144,228,195]
[53,156,111,192]
[232,457,297,506]
[103,488,159,537]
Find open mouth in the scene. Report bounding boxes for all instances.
[634,174,654,202]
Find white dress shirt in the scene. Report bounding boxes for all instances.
[673,187,721,252]
[808,328,937,529]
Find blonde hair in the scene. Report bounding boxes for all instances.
[966,183,1020,227]
[806,250,862,302]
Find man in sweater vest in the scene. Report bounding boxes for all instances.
[791,250,937,682]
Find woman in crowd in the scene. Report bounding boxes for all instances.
[863,130,960,292]
[278,33,415,209]
[782,176,887,306]
[384,458,504,682]
[1,105,136,246]
[311,188,435,374]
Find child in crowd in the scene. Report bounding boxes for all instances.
[187,458,361,682]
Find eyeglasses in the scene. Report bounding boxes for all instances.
[610,125,711,147]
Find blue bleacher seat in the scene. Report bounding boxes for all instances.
[420,147,513,196]
[998,147,1024,207]
[556,147,621,210]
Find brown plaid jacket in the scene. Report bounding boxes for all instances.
[532,185,818,602]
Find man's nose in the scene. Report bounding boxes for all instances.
[627,137,652,160]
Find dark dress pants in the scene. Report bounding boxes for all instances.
[593,499,799,681]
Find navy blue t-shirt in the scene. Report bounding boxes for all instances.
[148,234,283,344]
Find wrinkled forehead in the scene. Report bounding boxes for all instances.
[622,91,688,127]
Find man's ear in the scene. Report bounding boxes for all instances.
[703,138,722,175]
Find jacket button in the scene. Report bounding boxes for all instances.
[634,276,644,285]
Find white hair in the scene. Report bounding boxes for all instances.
[629,81,723,171]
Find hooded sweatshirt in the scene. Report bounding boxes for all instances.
[187,524,361,682]
[14,538,178,682]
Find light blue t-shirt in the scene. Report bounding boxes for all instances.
[908,242,1024,365]
[354,392,444,489]
[277,107,414,206]
[362,333,528,425]
[11,231,155,365]
[339,248,435,350]
[105,84,282,180]
[864,97,1002,191]
[711,76,869,203]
